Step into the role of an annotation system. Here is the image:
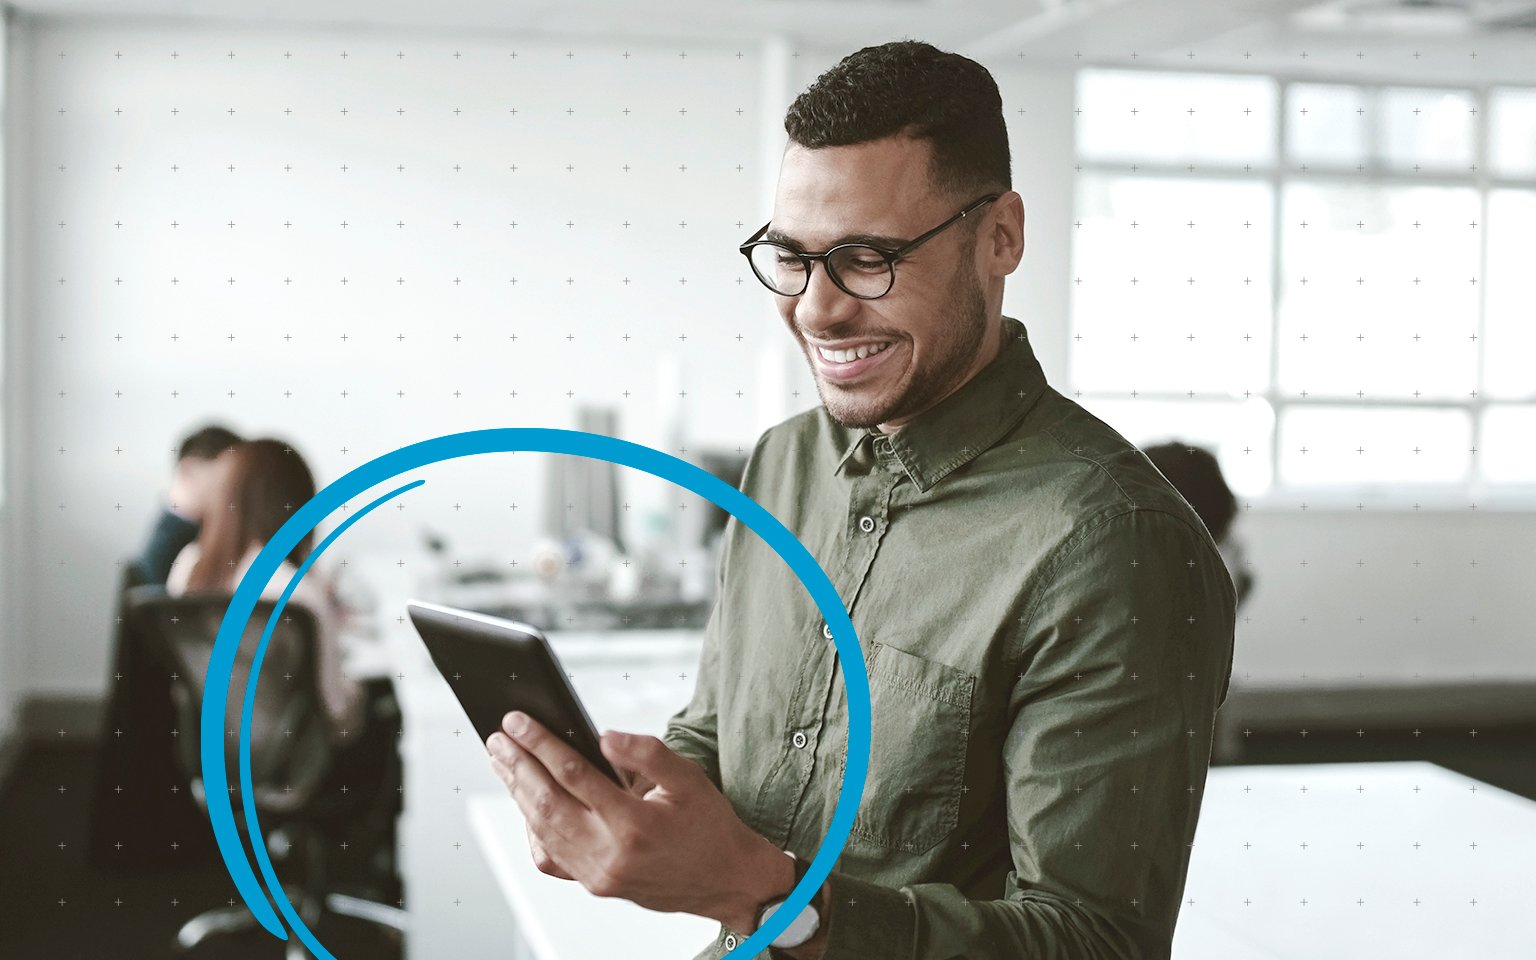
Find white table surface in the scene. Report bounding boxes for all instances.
[468,761,1534,960]
[469,795,719,960]
[388,606,708,959]
[1173,760,1534,959]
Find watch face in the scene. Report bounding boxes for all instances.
[762,898,820,948]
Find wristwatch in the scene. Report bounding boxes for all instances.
[753,851,822,948]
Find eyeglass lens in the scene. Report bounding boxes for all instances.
[746,243,893,299]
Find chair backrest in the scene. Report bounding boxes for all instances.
[120,559,151,593]
[123,586,334,815]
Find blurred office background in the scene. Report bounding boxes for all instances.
[0,1,1534,958]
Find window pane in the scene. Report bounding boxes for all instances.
[1481,406,1536,485]
[1484,189,1536,400]
[1277,182,1479,400]
[1287,83,1368,168]
[1071,174,1273,395]
[1377,87,1475,172]
[1076,397,1274,498]
[1076,69,1277,165]
[1278,406,1470,486]
[1489,88,1536,178]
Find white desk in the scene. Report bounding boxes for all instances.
[469,796,717,960]
[1173,761,1534,959]
[467,761,1535,960]
[384,598,706,960]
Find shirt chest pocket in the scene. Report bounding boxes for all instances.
[835,638,975,856]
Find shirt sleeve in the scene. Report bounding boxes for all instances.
[662,526,728,792]
[135,507,200,586]
[800,506,1237,960]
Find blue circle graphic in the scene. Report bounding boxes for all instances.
[202,428,871,959]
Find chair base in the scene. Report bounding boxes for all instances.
[326,892,408,931]
[172,888,406,956]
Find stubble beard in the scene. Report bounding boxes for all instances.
[812,266,990,430]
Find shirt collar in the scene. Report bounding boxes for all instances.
[833,315,1047,492]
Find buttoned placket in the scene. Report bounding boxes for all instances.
[766,432,903,851]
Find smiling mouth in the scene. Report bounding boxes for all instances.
[809,339,898,383]
[814,341,892,364]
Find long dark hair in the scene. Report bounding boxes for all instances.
[186,438,317,591]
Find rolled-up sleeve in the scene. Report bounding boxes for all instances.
[795,506,1236,960]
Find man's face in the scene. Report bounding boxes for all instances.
[767,136,995,432]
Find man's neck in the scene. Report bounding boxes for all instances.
[875,316,1006,435]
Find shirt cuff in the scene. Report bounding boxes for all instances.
[815,869,917,960]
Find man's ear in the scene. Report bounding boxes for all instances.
[989,191,1025,276]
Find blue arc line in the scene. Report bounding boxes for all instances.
[201,478,423,942]
[239,479,425,943]
[201,429,871,960]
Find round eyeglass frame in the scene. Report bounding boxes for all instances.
[738,193,1001,300]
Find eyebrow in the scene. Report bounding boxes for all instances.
[763,227,910,251]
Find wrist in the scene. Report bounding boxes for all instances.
[720,842,796,935]
[770,881,831,959]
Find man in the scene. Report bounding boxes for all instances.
[130,423,242,585]
[486,40,1236,959]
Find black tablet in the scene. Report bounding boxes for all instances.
[405,599,628,788]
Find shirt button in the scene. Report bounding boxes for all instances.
[724,933,738,950]
[858,515,875,533]
[822,622,833,640]
[792,730,808,749]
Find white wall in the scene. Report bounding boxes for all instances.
[12,17,758,696]
[1231,509,1536,685]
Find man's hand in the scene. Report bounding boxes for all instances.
[486,711,789,933]
[523,763,657,881]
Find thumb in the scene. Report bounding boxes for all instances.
[600,730,694,791]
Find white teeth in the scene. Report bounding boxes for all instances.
[817,341,889,364]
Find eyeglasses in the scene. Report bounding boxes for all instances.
[738,193,1000,300]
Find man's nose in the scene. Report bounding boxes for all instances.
[792,260,860,335]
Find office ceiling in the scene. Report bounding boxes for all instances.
[13,0,1536,83]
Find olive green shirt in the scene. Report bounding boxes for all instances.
[663,315,1237,959]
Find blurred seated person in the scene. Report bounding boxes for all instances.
[1142,441,1254,609]
[166,437,366,741]
[132,423,242,585]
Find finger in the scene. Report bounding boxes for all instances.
[489,740,576,880]
[486,734,519,789]
[599,730,699,794]
[492,735,588,852]
[527,822,574,880]
[503,711,630,812]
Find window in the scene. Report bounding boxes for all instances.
[1072,69,1536,503]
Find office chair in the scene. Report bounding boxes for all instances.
[88,562,215,869]
[123,585,407,958]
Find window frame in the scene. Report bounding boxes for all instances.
[1070,66,1536,508]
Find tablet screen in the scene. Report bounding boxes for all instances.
[406,599,627,787]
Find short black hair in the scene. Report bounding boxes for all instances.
[177,424,241,461]
[784,40,1011,204]
[1142,442,1237,543]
